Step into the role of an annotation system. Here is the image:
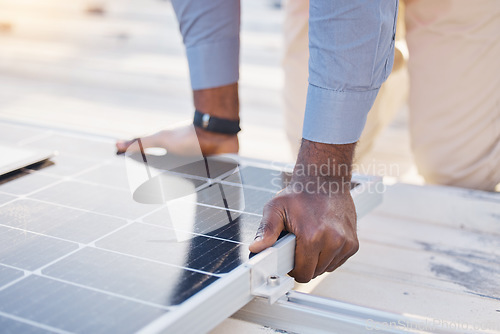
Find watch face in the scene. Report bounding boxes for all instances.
[202,113,210,128]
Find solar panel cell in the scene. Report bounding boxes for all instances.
[193,183,275,215]
[95,222,245,274]
[0,264,24,287]
[42,247,219,307]
[31,181,159,220]
[0,315,52,334]
[142,203,262,244]
[170,156,239,179]
[0,275,166,334]
[0,200,126,244]
[0,226,78,271]
[75,160,134,190]
[0,192,15,205]
[0,171,59,196]
[223,166,292,192]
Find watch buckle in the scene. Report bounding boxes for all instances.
[202,114,210,129]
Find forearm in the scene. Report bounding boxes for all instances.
[292,139,355,194]
[193,84,239,120]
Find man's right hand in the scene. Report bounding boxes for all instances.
[249,139,359,283]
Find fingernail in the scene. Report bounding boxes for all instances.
[252,236,262,243]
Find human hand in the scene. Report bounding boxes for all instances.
[249,140,359,283]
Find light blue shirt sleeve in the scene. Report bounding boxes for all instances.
[171,0,240,90]
[171,0,398,144]
[303,0,398,144]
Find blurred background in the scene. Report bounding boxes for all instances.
[0,0,420,183]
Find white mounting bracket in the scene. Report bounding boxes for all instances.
[246,234,296,304]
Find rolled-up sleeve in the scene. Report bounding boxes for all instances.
[171,0,240,90]
[303,0,398,144]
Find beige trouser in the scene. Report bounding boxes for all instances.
[283,0,500,191]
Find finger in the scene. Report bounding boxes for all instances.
[289,239,319,283]
[326,253,350,272]
[116,133,161,154]
[248,201,286,253]
[313,240,344,278]
[325,240,358,272]
[116,138,138,154]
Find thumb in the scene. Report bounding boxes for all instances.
[249,202,285,253]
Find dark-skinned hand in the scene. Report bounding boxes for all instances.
[249,139,359,283]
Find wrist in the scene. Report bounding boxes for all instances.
[193,83,239,120]
[290,139,355,195]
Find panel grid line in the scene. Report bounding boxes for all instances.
[178,198,263,217]
[136,220,247,246]
[90,245,224,278]
[0,223,86,248]
[1,209,231,278]
[0,274,31,293]
[0,216,224,310]
[0,311,68,334]
[38,274,172,311]
[15,131,55,146]
[0,195,20,209]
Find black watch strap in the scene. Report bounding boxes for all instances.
[193,110,241,135]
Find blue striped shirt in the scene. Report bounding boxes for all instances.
[171,0,398,144]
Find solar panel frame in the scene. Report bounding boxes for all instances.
[0,144,55,177]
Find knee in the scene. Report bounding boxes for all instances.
[414,147,499,192]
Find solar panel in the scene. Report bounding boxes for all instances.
[0,122,382,333]
[0,144,54,177]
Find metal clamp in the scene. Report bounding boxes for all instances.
[246,234,296,304]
